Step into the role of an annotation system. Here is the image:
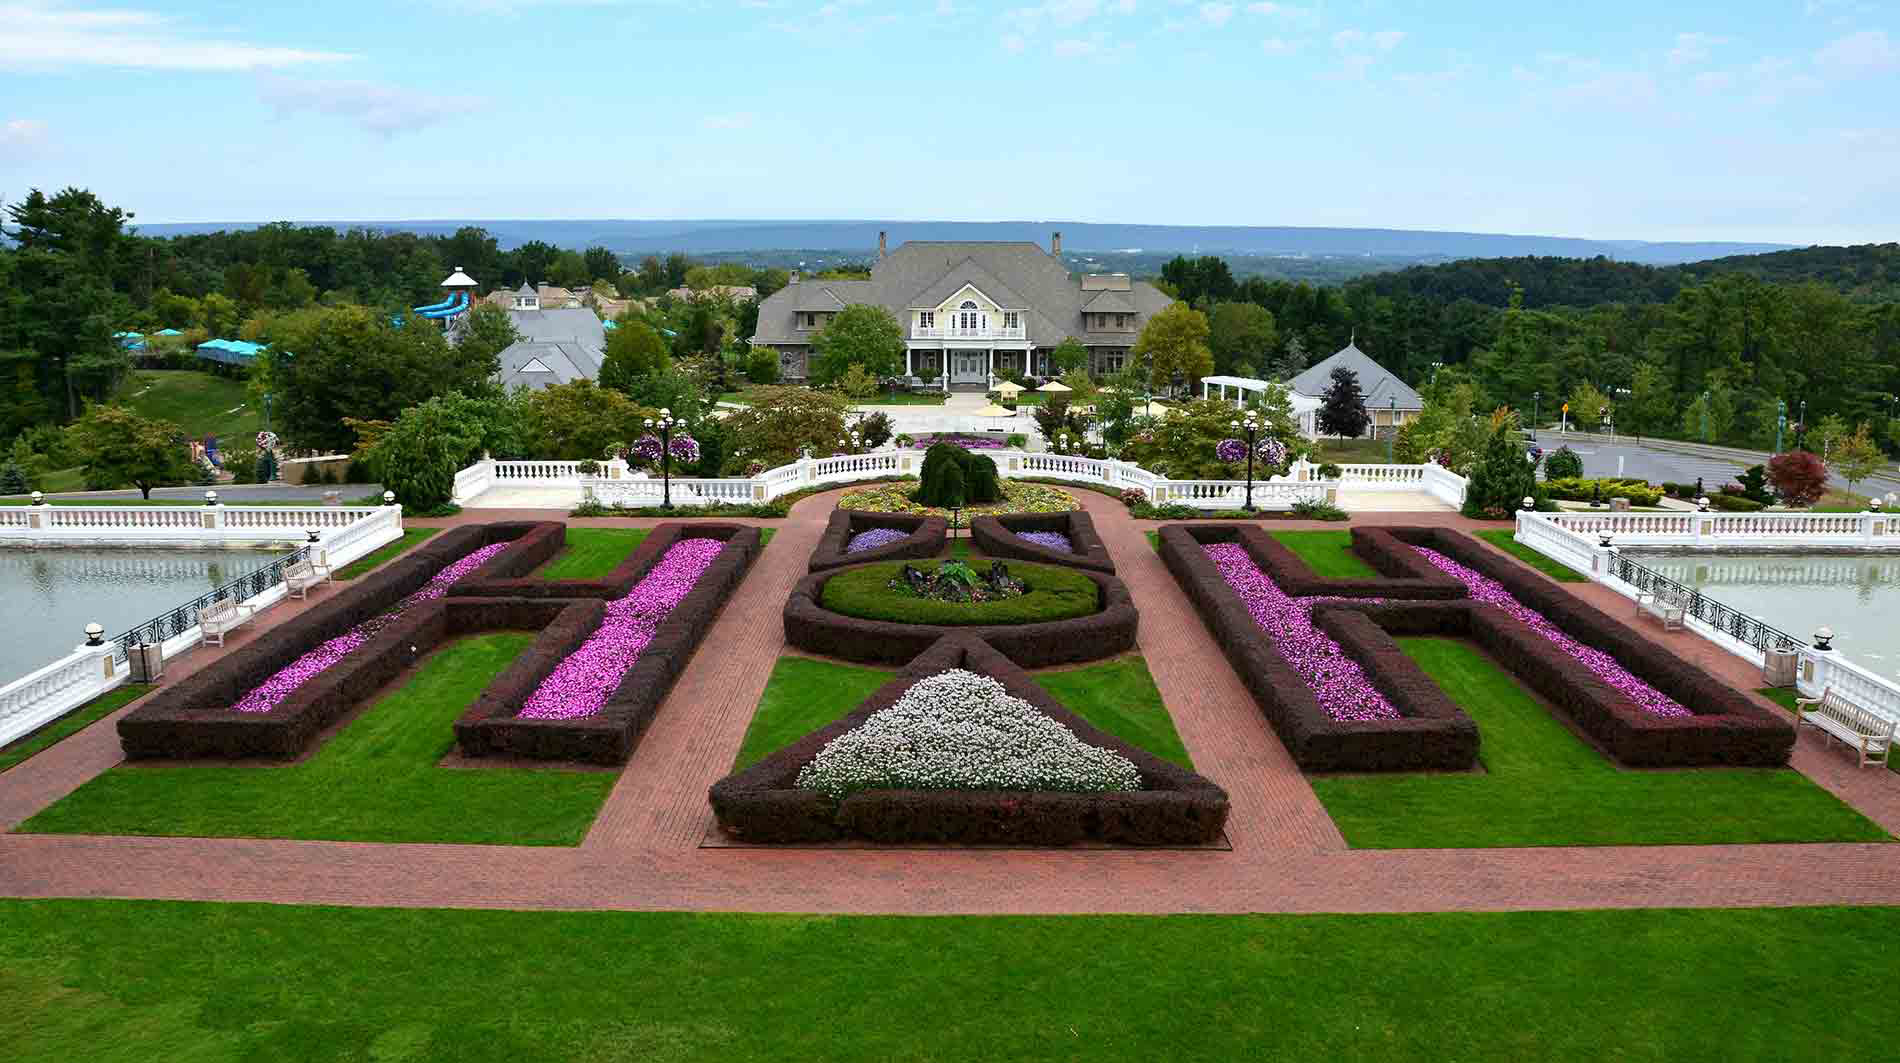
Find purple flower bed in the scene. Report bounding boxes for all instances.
[1204,543,1398,722]
[517,538,726,720]
[847,527,911,554]
[1017,531,1073,553]
[1410,546,1691,718]
[233,541,511,713]
[910,433,1007,450]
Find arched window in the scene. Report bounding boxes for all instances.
[959,300,978,309]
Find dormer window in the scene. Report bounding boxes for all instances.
[960,300,978,309]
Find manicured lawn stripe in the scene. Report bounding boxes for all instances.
[821,559,1098,625]
[534,528,651,581]
[734,655,1192,772]
[1033,657,1194,770]
[1268,529,1380,580]
[0,684,152,775]
[1473,528,1587,582]
[3,900,1898,1062]
[332,527,440,580]
[1310,637,1887,848]
[19,634,615,845]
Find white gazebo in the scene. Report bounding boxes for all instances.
[1201,375,1324,439]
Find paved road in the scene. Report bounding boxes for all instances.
[1531,431,1900,500]
[2,484,386,504]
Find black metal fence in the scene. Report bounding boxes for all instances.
[110,546,310,663]
[1608,550,1805,655]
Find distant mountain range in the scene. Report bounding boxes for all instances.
[134,218,1796,267]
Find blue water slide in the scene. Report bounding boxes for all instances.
[418,292,469,319]
[412,293,457,314]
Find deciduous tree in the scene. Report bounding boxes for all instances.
[65,404,193,498]
[811,304,904,385]
[1130,301,1213,393]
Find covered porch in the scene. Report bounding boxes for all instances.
[904,345,1035,392]
[1201,374,1325,439]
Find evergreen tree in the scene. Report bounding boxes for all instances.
[1317,366,1370,437]
[1461,415,1542,519]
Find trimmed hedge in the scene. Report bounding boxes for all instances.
[448,522,753,600]
[785,565,1138,668]
[820,560,1101,626]
[709,635,1229,845]
[1381,526,1795,767]
[454,524,763,763]
[807,510,947,573]
[970,510,1116,573]
[1155,523,1479,772]
[118,522,544,760]
[1248,525,1467,600]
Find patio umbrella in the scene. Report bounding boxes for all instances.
[994,380,1024,395]
[1036,380,1072,393]
[1131,401,1174,418]
[974,403,1017,418]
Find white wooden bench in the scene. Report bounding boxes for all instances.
[198,596,256,647]
[1795,688,1897,768]
[284,558,330,599]
[1634,590,1685,631]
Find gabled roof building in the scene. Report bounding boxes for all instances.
[749,232,1172,391]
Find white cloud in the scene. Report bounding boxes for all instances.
[702,113,755,130]
[1008,0,1103,28]
[1199,2,1233,27]
[1260,37,1293,55]
[1666,31,1727,68]
[1331,27,1404,76]
[258,78,467,136]
[0,2,354,72]
[1815,29,1897,74]
[1053,37,1099,57]
[1002,32,1026,53]
[1692,70,1736,92]
[0,117,49,158]
[1246,2,1306,15]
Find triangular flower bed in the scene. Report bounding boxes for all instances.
[1245,525,1466,599]
[971,510,1115,572]
[710,636,1230,846]
[807,510,947,572]
[449,522,753,600]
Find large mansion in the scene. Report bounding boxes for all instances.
[749,233,1174,391]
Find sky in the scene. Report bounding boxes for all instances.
[1,0,1897,244]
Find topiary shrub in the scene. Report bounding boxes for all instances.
[961,447,1002,505]
[1544,445,1583,480]
[916,443,967,507]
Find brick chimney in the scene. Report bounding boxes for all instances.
[878,230,888,259]
[1051,231,1062,256]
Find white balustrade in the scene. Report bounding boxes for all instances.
[0,638,123,750]
[1527,510,1899,550]
[0,504,399,547]
[1797,649,1900,727]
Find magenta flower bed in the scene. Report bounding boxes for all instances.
[1204,543,1398,721]
[1018,531,1073,553]
[910,433,1006,450]
[847,528,911,554]
[517,537,726,720]
[233,541,511,714]
[1410,546,1691,717]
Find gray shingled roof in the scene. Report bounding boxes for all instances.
[749,240,1173,349]
[1289,342,1423,410]
[1082,289,1136,313]
[495,308,605,391]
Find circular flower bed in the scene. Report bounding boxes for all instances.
[839,479,1080,518]
[820,559,1098,625]
[846,527,911,554]
[795,668,1142,799]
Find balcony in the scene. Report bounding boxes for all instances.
[911,324,1027,341]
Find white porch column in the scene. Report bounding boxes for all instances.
[986,349,995,390]
[905,348,912,378]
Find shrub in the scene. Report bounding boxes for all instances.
[1708,492,1765,512]
[1542,477,1663,506]
[1659,481,1697,499]
[819,560,1100,626]
[745,346,780,384]
[1290,498,1349,521]
[1317,462,1343,480]
[1006,433,1027,448]
[1119,487,1147,507]
[576,459,600,475]
[0,460,29,494]
[1461,416,1541,519]
[1767,450,1829,507]
[914,442,1002,508]
[1543,445,1583,480]
[856,411,895,450]
[1737,464,1772,504]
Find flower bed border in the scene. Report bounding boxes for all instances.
[784,563,1137,668]
[970,511,1115,573]
[447,521,733,599]
[1253,526,1467,599]
[807,510,947,573]
[1383,527,1795,767]
[709,635,1229,846]
[1156,523,1479,772]
[117,523,548,759]
[454,523,763,764]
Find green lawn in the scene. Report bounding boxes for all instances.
[3,900,1898,1062]
[332,528,439,580]
[0,684,152,775]
[19,635,616,845]
[733,655,1191,771]
[116,369,262,442]
[1311,637,1887,848]
[1472,528,1587,582]
[535,528,651,580]
[821,559,1099,625]
[1269,529,1379,579]
[857,391,947,406]
[1308,437,1390,465]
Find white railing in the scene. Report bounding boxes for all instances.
[1798,648,1900,728]
[1528,510,1900,550]
[490,460,585,485]
[0,504,391,546]
[0,639,123,753]
[912,325,1027,341]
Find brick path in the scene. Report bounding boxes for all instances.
[2,494,1898,914]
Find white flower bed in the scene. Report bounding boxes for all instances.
[796,669,1143,799]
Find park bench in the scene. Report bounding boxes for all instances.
[198,596,256,647]
[1794,688,1897,768]
[1633,589,1685,631]
[283,558,330,600]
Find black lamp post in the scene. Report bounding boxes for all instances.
[1231,410,1261,512]
[645,407,678,512]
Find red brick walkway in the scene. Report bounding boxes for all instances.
[2,492,1898,914]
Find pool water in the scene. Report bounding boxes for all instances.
[1625,552,1900,681]
[0,548,287,685]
